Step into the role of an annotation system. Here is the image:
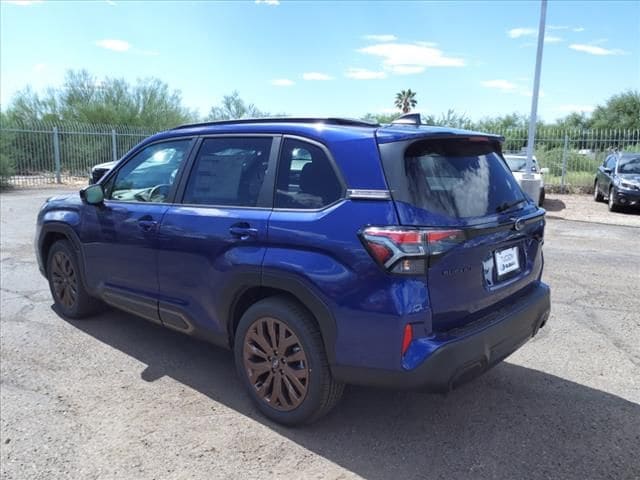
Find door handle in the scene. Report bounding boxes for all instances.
[138,219,158,232]
[229,224,259,240]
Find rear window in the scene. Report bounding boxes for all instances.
[385,139,525,219]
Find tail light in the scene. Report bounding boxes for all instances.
[401,324,413,355]
[360,226,464,274]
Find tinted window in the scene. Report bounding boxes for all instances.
[106,140,191,203]
[504,155,538,172]
[275,139,342,209]
[386,139,525,219]
[618,155,640,174]
[183,137,272,207]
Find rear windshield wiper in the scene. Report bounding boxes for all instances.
[496,198,527,213]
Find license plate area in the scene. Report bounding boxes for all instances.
[494,246,521,279]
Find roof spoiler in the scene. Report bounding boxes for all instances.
[391,113,422,125]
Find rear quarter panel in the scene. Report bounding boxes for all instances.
[265,200,432,370]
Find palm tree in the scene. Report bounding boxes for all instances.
[394,89,418,113]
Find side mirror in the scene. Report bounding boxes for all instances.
[80,184,104,205]
[603,167,612,174]
[540,167,549,174]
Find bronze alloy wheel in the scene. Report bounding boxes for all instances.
[243,317,310,411]
[50,250,78,309]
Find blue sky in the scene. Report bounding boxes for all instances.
[1,0,638,121]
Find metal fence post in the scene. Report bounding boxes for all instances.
[111,129,118,162]
[560,134,568,193]
[53,127,61,184]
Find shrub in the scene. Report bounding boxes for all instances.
[0,153,15,187]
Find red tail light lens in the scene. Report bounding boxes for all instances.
[360,226,464,274]
[401,323,413,355]
[425,229,465,255]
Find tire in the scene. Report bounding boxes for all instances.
[539,187,545,206]
[608,187,619,212]
[594,181,604,202]
[46,240,102,319]
[234,296,344,426]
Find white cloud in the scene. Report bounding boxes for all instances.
[573,27,585,32]
[545,35,563,44]
[508,27,536,38]
[95,39,131,52]
[33,63,46,73]
[481,79,517,91]
[271,78,294,86]
[95,39,159,55]
[255,0,279,4]
[556,104,595,113]
[358,42,464,75]
[363,34,397,42]
[302,72,333,81]
[569,44,626,56]
[345,68,386,80]
[482,79,545,98]
[4,0,43,5]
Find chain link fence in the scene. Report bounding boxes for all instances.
[1,120,639,190]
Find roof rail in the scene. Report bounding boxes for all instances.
[171,117,379,130]
[391,113,422,125]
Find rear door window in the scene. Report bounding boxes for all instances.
[275,138,343,209]
[384,139,525,219]
[182,137,272,207]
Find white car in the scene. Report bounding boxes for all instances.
[504,154,548,206]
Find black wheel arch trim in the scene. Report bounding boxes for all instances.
[38,222,92,293]
[224,270,338,366]
[261,271,338,366]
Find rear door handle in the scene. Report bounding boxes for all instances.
[229,225,259,240]
[138,219,158,232]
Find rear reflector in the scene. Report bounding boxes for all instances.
[401,324,413,355]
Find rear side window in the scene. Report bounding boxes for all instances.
[183,137,272,207]
[275,138,343,209]
[385,139,525,219]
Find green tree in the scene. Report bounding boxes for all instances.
[474,113,530,133]
[6,69,196,130]
[424,109,473,129]
[0,112,16,186]
[555,111,593,130]
[206,91,268,121]
[589,90,640,130]
[394,89,417,114]
[361,112,398,124]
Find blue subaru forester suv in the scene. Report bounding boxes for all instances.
[36,117,550,425]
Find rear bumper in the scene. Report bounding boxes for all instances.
[332,282,551,392]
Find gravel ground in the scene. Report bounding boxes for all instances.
[1,189,639,480]
[544,193,640,227]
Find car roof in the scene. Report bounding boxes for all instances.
[143,118,503,146]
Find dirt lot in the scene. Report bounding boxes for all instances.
[1,189,639,480]
[544,192,640,227]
